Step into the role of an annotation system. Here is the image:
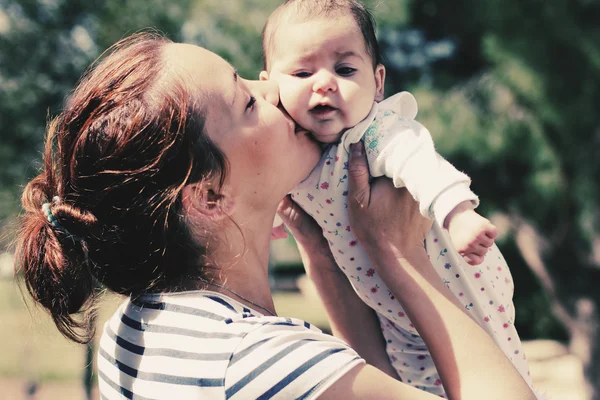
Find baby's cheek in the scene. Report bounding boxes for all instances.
[279,83,306,114]
[279,93,303,120]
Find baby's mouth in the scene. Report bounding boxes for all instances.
[311,105,337,115]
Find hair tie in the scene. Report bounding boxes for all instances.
[42,196,64,230]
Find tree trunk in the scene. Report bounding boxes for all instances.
[514,218,597,399]
[83,312,97,400]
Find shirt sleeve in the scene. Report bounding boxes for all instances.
[362,110,479,226]
[224,318,364,400]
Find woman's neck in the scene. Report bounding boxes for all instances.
[206,209,277,315]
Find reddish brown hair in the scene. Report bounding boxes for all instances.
[14,32,227,343]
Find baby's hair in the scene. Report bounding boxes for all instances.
[14,32,227,343]
[262,0,382,70]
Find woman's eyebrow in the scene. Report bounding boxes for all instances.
[229,70,239,107]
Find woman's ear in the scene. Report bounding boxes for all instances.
[259,71,269,81]
[181,182,234,221]
[374,64,386,102]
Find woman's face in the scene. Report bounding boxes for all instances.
[166,44,321,208]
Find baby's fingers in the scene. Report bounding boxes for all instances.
[271,222,288,240]
[478,233,495,248]
[463,253,485,266]
[461,243,488,266]
[471,244,489,257]
[486,224,498,239]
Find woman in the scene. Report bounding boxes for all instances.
[15,33,536,399]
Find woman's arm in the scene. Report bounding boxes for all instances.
[277,197,400,379]
[318,142,536,400]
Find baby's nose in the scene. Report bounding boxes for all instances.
[313,70,337,93]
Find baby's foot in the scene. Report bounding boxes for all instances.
[445,204,497,265]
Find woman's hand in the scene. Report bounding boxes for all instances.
[339,142,536,400]
[346,141,431,259]
[276,195,336,274]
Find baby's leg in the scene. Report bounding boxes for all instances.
[377,313,446,397]
[425,222,534,386]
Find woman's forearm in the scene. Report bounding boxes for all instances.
[297,244,400,379]
[276,195,399,379]
[364,245,535,400]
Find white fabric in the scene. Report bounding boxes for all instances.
[343,92,478,226]
[291,92,533,396]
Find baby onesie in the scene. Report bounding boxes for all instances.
[291,92,532,396]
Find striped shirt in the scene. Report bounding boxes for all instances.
[98,290,364,399]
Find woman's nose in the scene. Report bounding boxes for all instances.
[246,79,279,106]
[313,70,337,93]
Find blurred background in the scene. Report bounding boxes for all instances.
[0,0,598,399]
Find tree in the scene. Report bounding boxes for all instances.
[0,0,192,239]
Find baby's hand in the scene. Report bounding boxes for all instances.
[271,214,288,240]
[445,202,497,266]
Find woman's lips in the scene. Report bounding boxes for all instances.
[294,124,310,136]
[310,105,337,118]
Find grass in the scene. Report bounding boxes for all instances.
[0,279,124,382]
[0,278,87,382]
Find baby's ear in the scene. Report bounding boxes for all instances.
[259,71,270,81]
[374,64,386,102]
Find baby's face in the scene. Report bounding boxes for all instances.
[263,14,384,143]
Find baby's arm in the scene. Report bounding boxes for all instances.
[362,104,495,265]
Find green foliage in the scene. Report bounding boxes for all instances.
[0,0,192,232]
[402,0,600,340]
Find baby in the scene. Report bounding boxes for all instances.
[263,0,533,396]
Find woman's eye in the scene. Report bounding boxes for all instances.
[337,67,356,76]
[293,72,312,78]
[246,96,256,110]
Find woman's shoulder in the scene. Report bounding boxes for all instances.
[224,314,363,399]
[101,291,338,347]
[98,291,363,399]
[107,290,276,333]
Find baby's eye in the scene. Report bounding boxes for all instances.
[246,96,256,110]
[336,67,356,76]
[293,71,312,78]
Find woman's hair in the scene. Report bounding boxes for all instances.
[262,0,382,70]
[14,32,227,343]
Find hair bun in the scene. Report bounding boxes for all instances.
[50,200,100,240]
[16,180,98,343]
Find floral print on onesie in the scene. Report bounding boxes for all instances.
[291,92,533,397]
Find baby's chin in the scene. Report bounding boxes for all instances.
[309,126,347,144]
[294,117,346,143]
[312,132,344,144]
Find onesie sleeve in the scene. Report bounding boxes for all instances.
[225,317,364,400]
[362,108,479,226]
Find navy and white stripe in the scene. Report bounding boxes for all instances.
[98,290,363,399]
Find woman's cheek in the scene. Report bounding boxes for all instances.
[250,131,282,168]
